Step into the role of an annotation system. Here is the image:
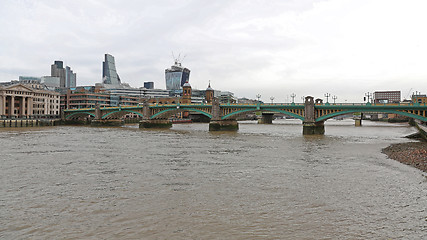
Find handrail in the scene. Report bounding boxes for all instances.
[64,102,426,112]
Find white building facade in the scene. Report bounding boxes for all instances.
[0,84,60,118]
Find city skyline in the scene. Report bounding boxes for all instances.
[1,0,427,103]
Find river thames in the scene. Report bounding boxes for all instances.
[0,119,426,239]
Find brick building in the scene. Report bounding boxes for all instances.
[373,91,401,103]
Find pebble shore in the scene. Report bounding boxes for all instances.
[382,142,427,172]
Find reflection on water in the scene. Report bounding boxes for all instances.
[0,119,426,239]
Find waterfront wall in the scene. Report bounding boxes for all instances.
[0,119,61,128]
[414,120,427,141]
[0,118,145,128]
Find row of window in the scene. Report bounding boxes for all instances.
[69,95,110,99]
[32,98,60,103]
[2,90,33,95]
[70,100,109,104]
[8,109,60,115]
[6,103,60,109]
[33,93,59,98]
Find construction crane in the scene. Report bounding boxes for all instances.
[404,88,413,101]
[171,52,186,65]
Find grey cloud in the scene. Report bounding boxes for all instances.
[1,0,425,103]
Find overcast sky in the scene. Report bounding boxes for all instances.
[1,0,426,102]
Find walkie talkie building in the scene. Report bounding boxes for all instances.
[165,60,190,90]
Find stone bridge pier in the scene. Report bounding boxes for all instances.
[258,113,274,124]
[355,113,363,126]
[91,104,124,127]
[139,101,172,129]
[209,98,238,131]
[303,96,325,135]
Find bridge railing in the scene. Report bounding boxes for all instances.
[150,103,211,107]
[64,102,426,112]
[314,102,426,106]
[222,103,305,106]
[315,103,366,106]
[65,107,94,111]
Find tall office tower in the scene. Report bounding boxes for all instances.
[51,60,76,88]
[165,59,190,90]
[102,54,121,85]
[65,66,77,88]
[51,61,66,87]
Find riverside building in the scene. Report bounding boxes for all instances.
[61,86,134,109]
[373,91,401,103]
[0,81,60,118]
[412,94,427,104]
[60,86,148,109]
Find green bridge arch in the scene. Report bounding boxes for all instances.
[221,108,305,121]
[150,107,212,119]
[316,109,427,122]
[65,112,96,119]
[102,110,144,119]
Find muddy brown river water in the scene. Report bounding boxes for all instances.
[0,119,426,239]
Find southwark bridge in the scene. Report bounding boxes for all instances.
[63,96,427,135]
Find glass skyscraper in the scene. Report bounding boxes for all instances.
[103,54,121,85]
[65,66,76,88]
[165,60,190,90]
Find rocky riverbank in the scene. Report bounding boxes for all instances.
[382,142,427,172]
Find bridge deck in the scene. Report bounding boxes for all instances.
[63,102,427,122]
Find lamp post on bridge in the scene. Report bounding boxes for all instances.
[365,92,372,104]
[332,95,337,104]
[270,96,275,104]
[290,93,296,104]
[301,96,305,103]
[324,93,331,103]
[256,94,261,103]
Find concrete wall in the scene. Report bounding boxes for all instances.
[415,120,427,141]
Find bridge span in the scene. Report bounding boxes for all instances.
[63,96,427,135]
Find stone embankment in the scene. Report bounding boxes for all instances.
[382,142,427,173]
[414,120,427,141]
[0,119,61,128]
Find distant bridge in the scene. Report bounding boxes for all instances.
[63,96,427,134]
